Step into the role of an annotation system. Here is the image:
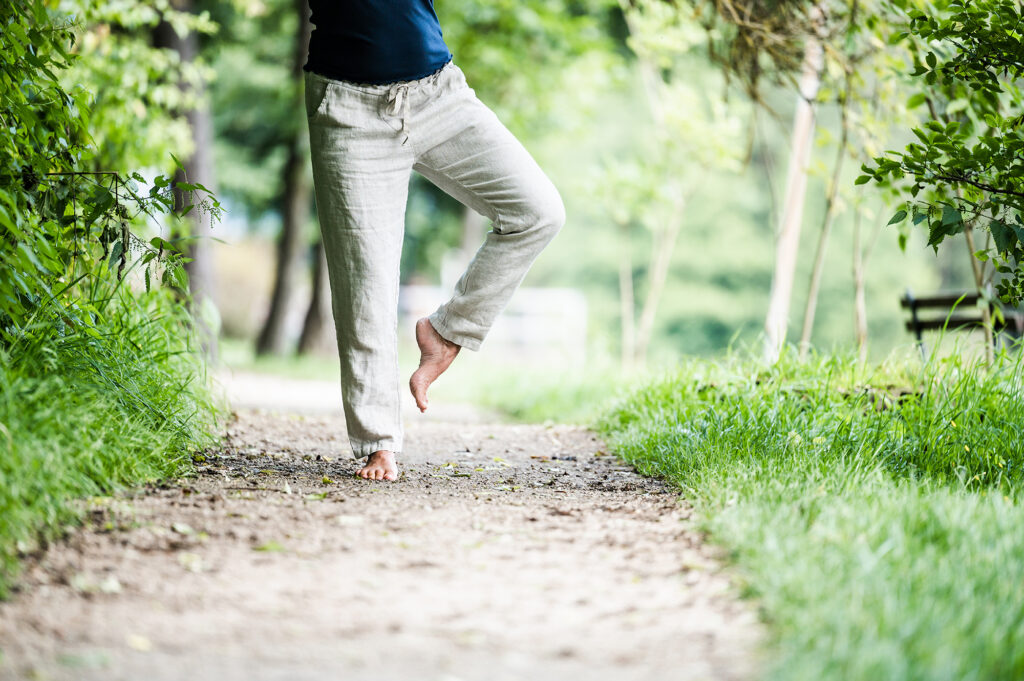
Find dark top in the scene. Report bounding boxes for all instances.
[303,0,453,85]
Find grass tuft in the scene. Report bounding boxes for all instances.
[599,347,1024,681]
[0,284,224,597]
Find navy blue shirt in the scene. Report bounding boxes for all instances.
[304,0,453,85]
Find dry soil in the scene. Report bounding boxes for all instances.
[0,396,760,681]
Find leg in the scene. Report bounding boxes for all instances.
[306,73,413,476]
[408,72,565,408]
[413,99,565,350]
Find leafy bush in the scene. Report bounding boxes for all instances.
[864,0,1024,303]
[0,0,223,595]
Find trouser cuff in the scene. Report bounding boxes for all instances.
[350,440,402,459]
[428,311,482,351]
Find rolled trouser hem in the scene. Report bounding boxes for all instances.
[428,311,482,351]
[350,440,402,459]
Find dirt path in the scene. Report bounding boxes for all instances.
[0,400,760,680]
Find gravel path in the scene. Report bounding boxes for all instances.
[0,401,760,680]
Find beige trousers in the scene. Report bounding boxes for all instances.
[305,61,565,457]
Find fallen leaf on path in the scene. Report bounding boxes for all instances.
[178,552,203,573]
[98,576,122,594]
[125,634,152,652]
[254,540,286,552]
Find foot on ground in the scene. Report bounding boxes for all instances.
[409,317,460,412]
[357,450,399,481]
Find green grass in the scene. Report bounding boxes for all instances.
[598,348,1024,681]
[0,284,224,597]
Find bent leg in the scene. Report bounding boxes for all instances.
[413,87,565,351]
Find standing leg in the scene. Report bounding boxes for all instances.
[306,73,413,477]
[408,65,566,409]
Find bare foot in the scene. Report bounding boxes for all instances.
[410,317,461,412]
[357,450,399,481]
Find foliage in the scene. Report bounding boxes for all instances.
[437,0,618,130]
[57,0,217,173]
[600,350,1024,680]
[0,0,223,594]
[1,0,220,339]
[862,0,1024,304]
[0,282,222,597]
[203,0,304,217]
[592,0,746,365]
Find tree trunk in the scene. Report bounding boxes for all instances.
[852,212,868,365]
[762,26,824,363]
[798,87,850,359]
[255,0,313,356]
[153,0,218,360]
[618,225,636,371]
[635,195,684,367]
[297,238,335,355]
[963,225,994,363]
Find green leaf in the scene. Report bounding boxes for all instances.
[990,219,1017,253]
[887,209,908,226]
[854,175,872,185]
[108,240,124,267]
[907,93,928,109]
[941,205,962,228]
[928,218,947,247]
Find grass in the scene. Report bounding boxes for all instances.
[598,348,1024,681]
[0,283,224,597]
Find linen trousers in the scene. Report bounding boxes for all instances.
[304,61,565,458]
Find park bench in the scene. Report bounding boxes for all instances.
[900,288,1024,354]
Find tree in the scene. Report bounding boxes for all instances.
[152,0,220,357]
[863,0,1024,309]
[1,0,219,341]
[763,13,824,362]
[255,0,312,356]
[600,0,744,368]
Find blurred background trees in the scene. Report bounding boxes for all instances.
[21,0,1017,381]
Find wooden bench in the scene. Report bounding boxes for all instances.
[901,288,1024,354]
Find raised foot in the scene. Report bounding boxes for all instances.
[409,317,461,412]
[357,450,399,481]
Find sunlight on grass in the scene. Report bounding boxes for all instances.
[600,347,1024,681]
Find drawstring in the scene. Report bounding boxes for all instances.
[386,83,411,145]
[382,64,451,145]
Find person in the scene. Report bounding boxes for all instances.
[303,0,565,481]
